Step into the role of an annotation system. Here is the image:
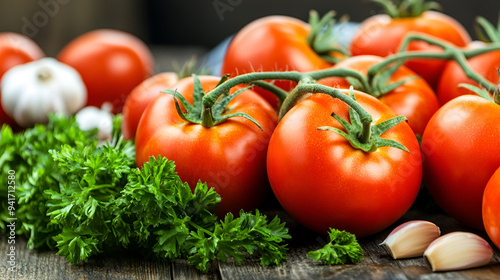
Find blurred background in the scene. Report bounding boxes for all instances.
[1,0,499,71]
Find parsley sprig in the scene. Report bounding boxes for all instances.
[308,228,364,265]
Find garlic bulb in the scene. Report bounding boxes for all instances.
[1,57,86,127]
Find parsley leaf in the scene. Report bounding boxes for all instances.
[307,228,364,265]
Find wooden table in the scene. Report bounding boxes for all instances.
[2,196,500,280]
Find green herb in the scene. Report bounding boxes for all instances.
[1,115,291,272]
[0,114,100,249]
[308,228,364,265]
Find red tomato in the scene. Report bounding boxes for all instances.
[350,11,471,88]
[483,166,500,249]
[221,16,332,108]
[437,41,499,105]
[318,55,439,136]
[0,32,44,127]
[57,29,155,114]
[267,89,422,237]
[422,95,500,230]
[121,72,179,140]
[135,76,278,215]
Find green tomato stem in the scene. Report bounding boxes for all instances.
[251,80,289,104]
[203,71,304,109]
[279,83,373,144]
[201,106,214,128]
[368,33,500,94]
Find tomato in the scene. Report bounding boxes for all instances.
[350,11,471,88]
[57,29,155,114]
[318,55,439,136]
[421,95,500,230]
[437,41,499,105]
[121,72,179,140]
[267,89,422,237]
[135,76,278,215]
[0,32,44,127]
[221,16,332,108]
[483,166,500,249]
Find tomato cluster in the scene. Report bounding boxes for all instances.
[2,0,500,249]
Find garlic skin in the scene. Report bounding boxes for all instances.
[380,220,440,259]
[1,57,87,127]
[424,231,493,272]
[76,103,114,143]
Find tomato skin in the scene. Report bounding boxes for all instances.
[221,16,332,108]
[0,32,45,127]
[135,76,278,215]
[350,11,471,88]
[121,72,179,140]
[422,95,500,230]
[437,42,500,105]
[483,167,500,250]
[318,55,439,136]
[57,29,155,114]
[267,90,422,237]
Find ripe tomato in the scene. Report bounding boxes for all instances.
[483,166,500,249]
[135,76,278,215]
[350,11,471,88]
[437,41,499,105]
[0,32,44,127]
[221,16,332,108]
[318,55,439,136]
[267,89,422,237]
[421,95,500,230]
[57,29,155,114]
[121,72,179,140]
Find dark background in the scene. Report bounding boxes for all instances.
[1,0,499,57]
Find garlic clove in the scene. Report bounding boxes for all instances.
[380,220,441,259]
[76,103,114,143]
[423,231,493,272]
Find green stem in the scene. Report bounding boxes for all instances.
[369,33,500,93]
[279,83,373,144]
[203,71,304,109]
[201,106,214,128]
[463,44,500,58]
[307,68,372,92]
[188,220,214,236]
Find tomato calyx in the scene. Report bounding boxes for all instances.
[475,16,500,43]
[172,56,212,79]
[163,75,263,129]
[458,70,500,105]
[317,88,409,152]
[279,83,409,152]
[373,0,441,18]
[306,10,350,64]
[347,60,417,98]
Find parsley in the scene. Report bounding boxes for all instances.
[1,114,291,272]
[307,228,364,265]
[0,114,99,249]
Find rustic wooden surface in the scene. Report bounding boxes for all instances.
[2,197,500,280]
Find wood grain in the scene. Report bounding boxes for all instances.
[1,207,499,280]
